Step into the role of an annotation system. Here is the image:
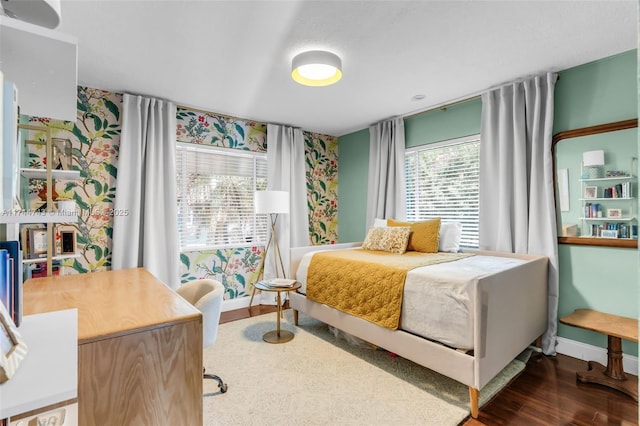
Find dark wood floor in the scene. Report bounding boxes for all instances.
[221,306,639,425]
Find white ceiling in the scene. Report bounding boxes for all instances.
[55,0,637,137]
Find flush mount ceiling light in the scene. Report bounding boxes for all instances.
[291,50,342,87]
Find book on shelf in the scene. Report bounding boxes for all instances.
[0,241,22,327]
[258,278,298,288]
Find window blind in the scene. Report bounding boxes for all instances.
[405,136,480,248]
[176,143,267,250]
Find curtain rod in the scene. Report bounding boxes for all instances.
[403,95,481,121]
[403,73,560,121]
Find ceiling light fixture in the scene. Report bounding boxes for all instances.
[291,50,342,87]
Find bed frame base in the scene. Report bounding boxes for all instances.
[289,244,548,419]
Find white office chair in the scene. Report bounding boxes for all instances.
[177,279,228,393]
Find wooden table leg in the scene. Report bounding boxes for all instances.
[576,335,638,400]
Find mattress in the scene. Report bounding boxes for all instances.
[295,250,527,350]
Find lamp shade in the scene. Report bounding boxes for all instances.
[583,150,605,167]
[291,50,342,87]
[255,190,289,214]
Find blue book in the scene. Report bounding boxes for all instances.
[0,249,9,314]
[0,241,22,326]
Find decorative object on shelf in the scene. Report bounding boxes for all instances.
[582,150,605,179]
[606,170,630,178]
[59,230,76,255]
[28,227,48,258]
[0,299,28,384]
[56,199,76,213]
[584,186,597,199]
[37,183,58,202]
[601,230,619,239]
[561,224,578,237]
[51,138,72,170]
[607,208,622,218]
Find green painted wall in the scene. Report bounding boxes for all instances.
[337,49,638,356]
[405,97,482,148]
[337,128,370,243]
[339,100,481,242]
[554,49,638,356]
[554,50,637,133]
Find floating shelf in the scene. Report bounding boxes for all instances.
[579,197,634,201]
[580,175,635,182]
[23,253,81,265]
[579,217,635,222]
[20,168,81,180]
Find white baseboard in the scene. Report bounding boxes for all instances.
[221,293,282,312]
[222,296,250,312]
[556,336,638,375]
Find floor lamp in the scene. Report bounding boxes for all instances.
[249,190,289,307]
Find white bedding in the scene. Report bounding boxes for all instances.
[295,250,527,350]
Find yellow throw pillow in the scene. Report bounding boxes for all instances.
[387,218,441,253]
[362,226,412,254]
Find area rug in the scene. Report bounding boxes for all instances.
[203,311,528,426]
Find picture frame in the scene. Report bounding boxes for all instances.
[584,186,597,199]
[601,229,619,239]
[0,300,28,383]
[29,228,48,258]
[607,208,622,219]
[60,230,77,255]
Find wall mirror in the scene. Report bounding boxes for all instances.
[553,118,637,248]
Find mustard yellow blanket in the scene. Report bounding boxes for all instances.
[306,249,474,329]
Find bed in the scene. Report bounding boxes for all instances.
[289,242,548,418]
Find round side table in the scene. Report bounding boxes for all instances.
[254,281,301,344]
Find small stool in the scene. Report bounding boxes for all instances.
[560,309,638,400]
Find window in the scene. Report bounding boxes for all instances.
[176,142,267,251]
[405,135,480,248]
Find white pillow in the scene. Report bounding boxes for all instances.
[439,222,462,252]
[373,218,388,228]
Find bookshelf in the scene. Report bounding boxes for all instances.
[1,124,79,277]
[579,174,636,240]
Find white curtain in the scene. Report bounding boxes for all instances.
[479,73,559,355]
[265,124,310,283]
[366,117,406,230]
[112,94,180,289]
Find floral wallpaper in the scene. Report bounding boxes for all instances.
[304,131,338,245]
[176,107,267,152]
[177,107,339,301]
[22,87,122,275]
[22,97,337,301]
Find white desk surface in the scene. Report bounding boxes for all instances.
[0,309,78,419]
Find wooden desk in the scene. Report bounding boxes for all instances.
[560,309,638,400]
[23,268,203,426]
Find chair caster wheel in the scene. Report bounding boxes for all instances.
[220,383,228,393]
